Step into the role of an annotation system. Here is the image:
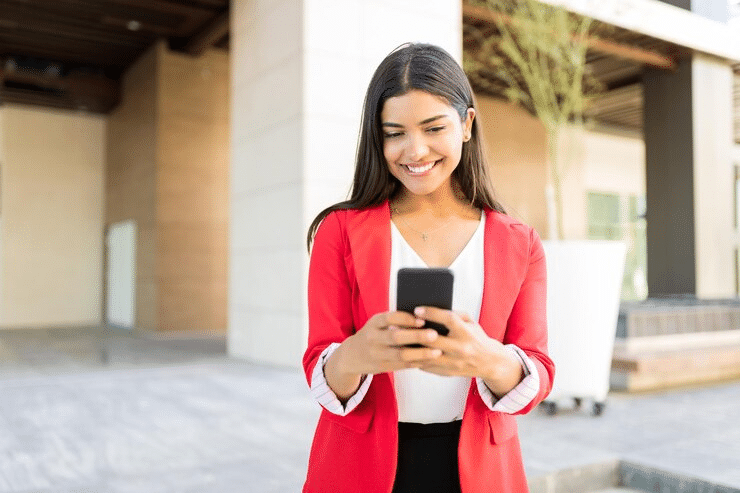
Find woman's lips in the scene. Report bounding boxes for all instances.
[402,160,440,175]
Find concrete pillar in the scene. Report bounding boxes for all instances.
[643,60,696,295]
[644,0,735,298]
[692,54,736,298]
[229,0,461,366]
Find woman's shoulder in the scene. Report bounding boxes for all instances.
[323,202,388,224]
[316,202,388,236]
[483,208,533,231]
[482,209,543,247]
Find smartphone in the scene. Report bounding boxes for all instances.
[396,268,454,343]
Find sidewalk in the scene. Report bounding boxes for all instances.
[0,329,737,492]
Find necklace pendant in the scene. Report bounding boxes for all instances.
[422,233,428,241]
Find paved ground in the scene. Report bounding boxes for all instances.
[0,328,738,492]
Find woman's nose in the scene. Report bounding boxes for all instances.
[405,134,429,161]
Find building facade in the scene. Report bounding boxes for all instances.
[0,0,738,370]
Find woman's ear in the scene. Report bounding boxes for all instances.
[463,108,475,142]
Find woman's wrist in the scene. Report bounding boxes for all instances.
[324,336,364,402]
[481,346,525,398]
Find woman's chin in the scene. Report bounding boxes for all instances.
[399,183,449,199]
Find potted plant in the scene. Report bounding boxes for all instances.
[465,0,627,415]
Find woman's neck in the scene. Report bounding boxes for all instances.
[391,180,474,217]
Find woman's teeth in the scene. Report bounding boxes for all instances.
[404,161,437,174]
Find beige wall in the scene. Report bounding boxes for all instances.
[0,109,4,320]
[107,41,229,333]
[0,105,106,328]
[156,47,229,333]
[476,96,549,235]
[107,44,158,330]
[476,95,645,240]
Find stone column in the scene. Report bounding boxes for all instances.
[644,0,735,298]
[229,0,461,366]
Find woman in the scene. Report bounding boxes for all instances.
[303,43,554,493]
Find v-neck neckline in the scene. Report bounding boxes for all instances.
[391,211,484,269]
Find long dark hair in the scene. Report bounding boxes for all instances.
[306,42,505,253]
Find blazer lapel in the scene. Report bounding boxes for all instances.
[346,201,392,322]
[479,208,512,341]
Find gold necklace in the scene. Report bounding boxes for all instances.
[391,207,455,241]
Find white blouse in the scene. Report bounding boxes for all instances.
[310,213,540,421]
[389,214,484,423]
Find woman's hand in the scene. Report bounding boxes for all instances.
[324,311,444,401]
[413,307,525,398]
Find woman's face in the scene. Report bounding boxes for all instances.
[381,89,474,199]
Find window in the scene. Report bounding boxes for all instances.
[625,195,648,300]
[587,191,647,301]
[587,192,621,240]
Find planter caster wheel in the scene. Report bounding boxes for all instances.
[573,397,582,409]
[543,401,557,416]
[592,402,605,416]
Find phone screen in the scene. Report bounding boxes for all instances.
[396,267,454,337]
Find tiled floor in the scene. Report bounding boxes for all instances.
[0,327,738,492]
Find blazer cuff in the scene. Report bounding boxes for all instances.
[476,344,540,414]
[310,343,373,416]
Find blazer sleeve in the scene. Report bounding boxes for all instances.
[502,227,555,414]
[302,211,355,386]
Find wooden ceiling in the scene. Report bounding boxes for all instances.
[0,0,737,142]
[0,0,229,113]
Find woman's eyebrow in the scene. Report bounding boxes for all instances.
[381,114,449,127]
[419,114,448,125]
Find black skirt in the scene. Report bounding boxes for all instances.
[392,420,463,493]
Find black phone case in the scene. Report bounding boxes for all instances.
[396,268,454,341]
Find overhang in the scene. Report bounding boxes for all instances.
[0,0,229,113]
[463,0,740,142]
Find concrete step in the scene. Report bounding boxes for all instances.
[611,343,740,392]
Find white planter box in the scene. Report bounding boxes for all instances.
[542,240,627,413]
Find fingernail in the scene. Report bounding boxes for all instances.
[388,325,398,331]
[426,330,437,341]
[431,349,442,357]
[415,318,425,327]
[414,307,425,316]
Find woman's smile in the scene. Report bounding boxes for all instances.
[401,159,442,175]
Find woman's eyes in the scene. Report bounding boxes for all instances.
[383,126,446,139]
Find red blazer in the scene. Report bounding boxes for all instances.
[303,201,554,493]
